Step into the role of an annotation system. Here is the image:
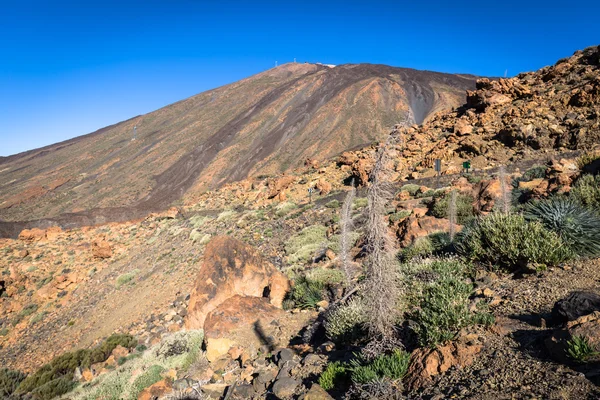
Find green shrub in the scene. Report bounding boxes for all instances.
[285,225,328,264]
[286,276,324,309]
[0,368,26,398]
[318,361,348,391]
[0,327,9,336]
[306,268,345,286]
[430,192,475,224]
[30,376,76,400]
[400,236,435,261]
[400,184,420,196]
[350,349,410,384]
[389,210,411,223]
[353,197,369,209]
[325,298,367,343]
[408,259,493,347]
[326,200,341,209]
[566,335,599,363]
[116,270,138,289]
[327,232,362,254]
[571,174,600,211]
[130,365,165,399]
[524,197,600,258]
[576,151,600,171]
[456,213,571,271]
[189,215,209,229]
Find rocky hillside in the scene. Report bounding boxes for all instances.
[0,62,475,226]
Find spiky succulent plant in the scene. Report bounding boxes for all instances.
[524,196,600,258]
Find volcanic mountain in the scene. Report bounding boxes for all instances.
[0,63,476,229]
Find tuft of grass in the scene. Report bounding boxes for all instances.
[325,298,367,344]
[400,184,420,196]
[353,197,369,209]
[286,276,324,309]
[115,270,139,289]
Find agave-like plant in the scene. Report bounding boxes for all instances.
[524,196,600,258]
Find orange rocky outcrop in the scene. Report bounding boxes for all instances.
[185,236,290,330]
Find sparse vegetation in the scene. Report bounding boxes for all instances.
[275,201,298,217]
[115,270,139,289]
[0,368,26,398]
[353,197,369,209]
[216,209,236,221]
[400,184,420,196]
[326,199,341,209]
[340,185,356,285]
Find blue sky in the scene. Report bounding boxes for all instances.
[1,0,598,157]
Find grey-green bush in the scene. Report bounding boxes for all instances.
[430,191,475,224]
[325,298,367,343]
[456,213,571,271]
[571,174,600,211]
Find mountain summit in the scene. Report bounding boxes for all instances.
[0,63,476,224]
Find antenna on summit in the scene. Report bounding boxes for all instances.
[275,61,278,67]
[504,69,508,78]
[294,58,296,63]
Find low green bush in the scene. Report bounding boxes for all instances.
[400,236,435,261]
[325,298,367,343]
[0,368,26,398]
[129,365,165,400]
[389,210,411,223]
[400,184,420,196]
[318,361,348,391]
[571,174,600,211]
[326,200,341,209]
[524,197,600,258]
[306,268,345,286]
[353,197,369,209]
[456,213,571,271]
[116,270,139,289]
[407,259,493,347]
[350,349,410,384]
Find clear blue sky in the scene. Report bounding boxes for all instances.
[1,0,598,157]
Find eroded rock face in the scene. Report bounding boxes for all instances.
[185,236,290,330]
[398,215,456,247]
[18,228,46,241]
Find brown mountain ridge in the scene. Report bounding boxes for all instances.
[0,62,476,232]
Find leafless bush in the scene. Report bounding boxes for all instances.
[363,136,401,338]
[498,166,511,213]
[448,190,457,241]
[340,182,356,286]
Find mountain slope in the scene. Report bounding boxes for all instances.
[0,63,476,226]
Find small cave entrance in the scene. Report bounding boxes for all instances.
[0,280,5,297]
[262,285,271,298]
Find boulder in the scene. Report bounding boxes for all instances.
[137,379,172,400]
[18,228,46,241]
[552,291,600,324]
[405,341,482,390]
[304,384,335,400]
[185,236,290,330]
[268,175,296,199]
[92,240,113,259]
[203,295,306,362]
[45,226,63,241]
[472,177,511,213]
[454,120,473,136]
[316,179,332,195]
[272,377,300,399]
